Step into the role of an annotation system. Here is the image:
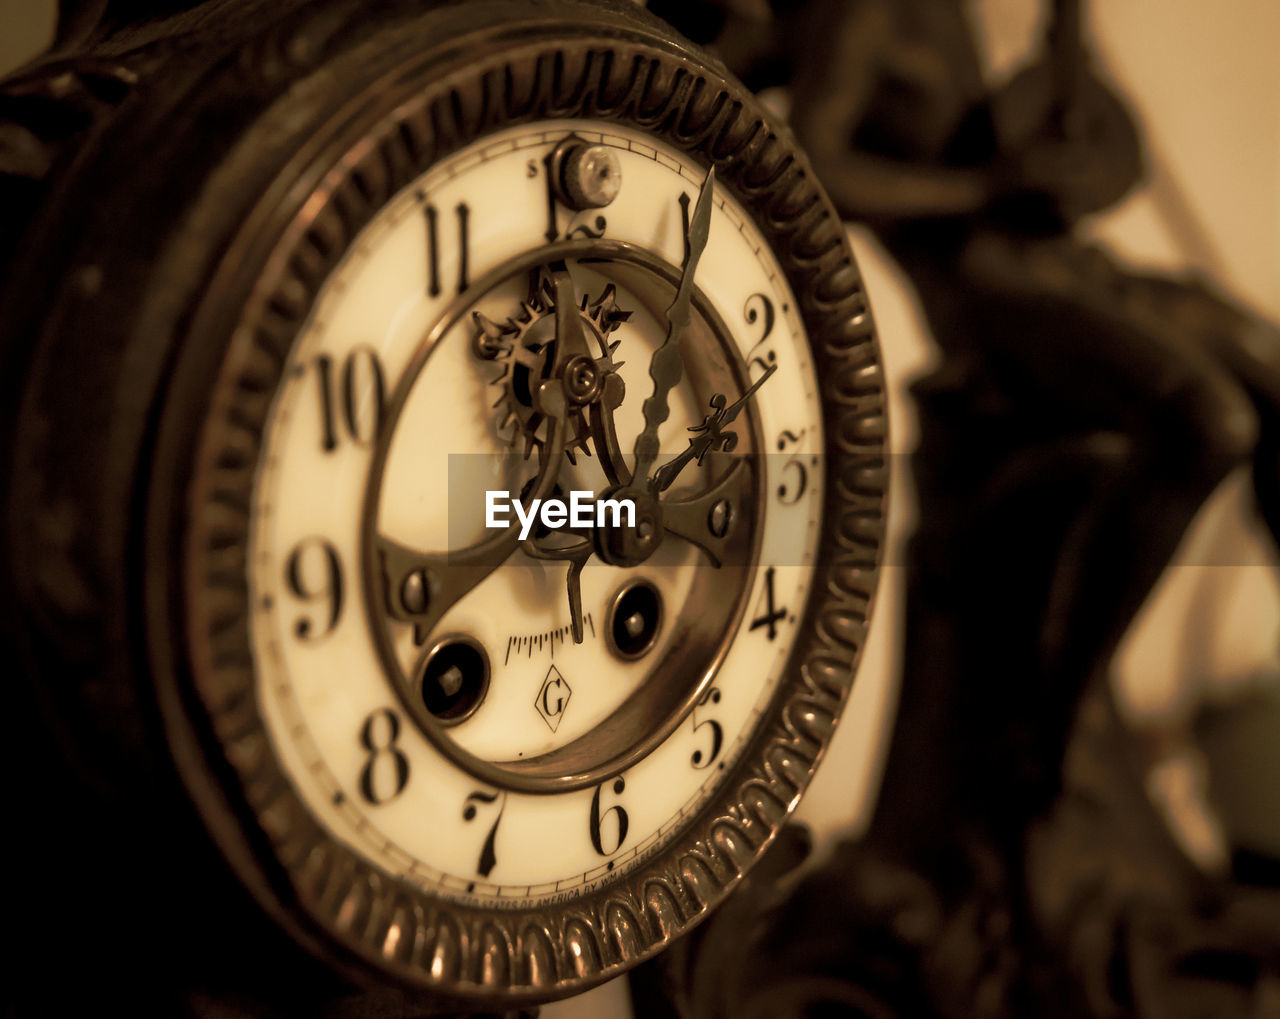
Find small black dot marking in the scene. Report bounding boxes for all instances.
[718,762,726,770]
[332,791,345,806]
[789,615,796,624]
[467,881,475,893]
[606,861,614,871]
[261,595,273,610]
[782,303,790,312]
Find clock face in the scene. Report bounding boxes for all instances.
[247,120,824,901]
[179,11,886,1002]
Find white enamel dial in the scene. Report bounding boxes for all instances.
[247,121,824,904]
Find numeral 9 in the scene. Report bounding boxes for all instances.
[285,537,344,640]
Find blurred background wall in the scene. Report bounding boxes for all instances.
[797,0,1280,853]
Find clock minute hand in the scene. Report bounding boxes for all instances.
[631,166,715,488]
[652,362,778,493]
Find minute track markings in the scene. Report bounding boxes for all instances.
[246,123,826,904]
[503,615,597,664]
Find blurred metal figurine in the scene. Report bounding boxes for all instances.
[644,0,1280,1014]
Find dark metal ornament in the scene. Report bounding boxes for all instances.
[642,1,1280,1017]
[0,0,887,1012]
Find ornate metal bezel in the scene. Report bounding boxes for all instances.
[181,8,887,1006]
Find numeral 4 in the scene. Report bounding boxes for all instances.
[749,566,788,641]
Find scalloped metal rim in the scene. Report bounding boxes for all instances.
[182,13,888,1006]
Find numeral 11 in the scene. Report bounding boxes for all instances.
[418,192,470,298]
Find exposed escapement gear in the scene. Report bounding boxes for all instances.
[472,267,630,462]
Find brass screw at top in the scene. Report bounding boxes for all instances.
[562,144,622,209]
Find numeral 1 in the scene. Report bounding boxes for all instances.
[678,190,691,265]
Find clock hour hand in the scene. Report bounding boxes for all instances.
[544,262,632,485]
[547,259,590,368]
[660,457,752,568]
[589,370,631,486]
[652,362,777,492]
[630,166,715,489]
[379,377,573,644]
[388,264,596,644]
[378,535,513,646]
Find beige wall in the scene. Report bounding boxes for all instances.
[972,0,1279,319]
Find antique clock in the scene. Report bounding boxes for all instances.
[0,0,886,1011]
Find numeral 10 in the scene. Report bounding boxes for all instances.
[313,346,385,452]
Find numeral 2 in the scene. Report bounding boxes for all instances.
[744,293,776,379]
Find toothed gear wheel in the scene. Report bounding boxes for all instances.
[472,268,630,462]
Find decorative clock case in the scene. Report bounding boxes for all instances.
[0,0,886,1010]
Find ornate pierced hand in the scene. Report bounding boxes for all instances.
[651,362,777,493]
